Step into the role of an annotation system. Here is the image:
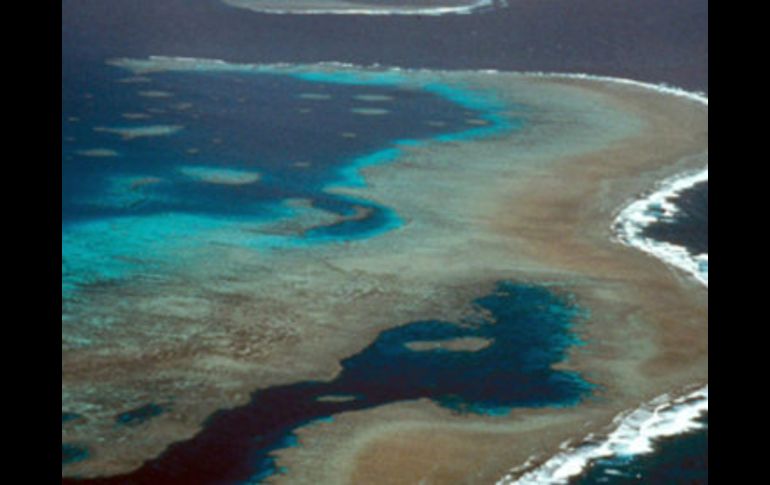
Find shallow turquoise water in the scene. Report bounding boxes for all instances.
[62,61,523,299]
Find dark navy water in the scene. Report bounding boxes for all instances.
[61,59,518,296]
[62,0,707,92]
[62,282,593,484]
[642,181,708,256]
[62,61,479,230]
[571,414,708,484]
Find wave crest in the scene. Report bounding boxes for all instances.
[498,81,707,485]
[498,386,708,484]
[221,0,506,16]
[614,168,708,287]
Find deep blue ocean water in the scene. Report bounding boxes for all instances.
[62,0,707,92]
[62,282,593,483]
[641,181,708,256]
[571,414,708,484]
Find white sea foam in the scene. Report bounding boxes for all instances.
[525,72,708,107]
[613,167,708,287]
[497,386,708,485]
[221,0,506,16]
[497,80,707,485]
[527,73,709,350]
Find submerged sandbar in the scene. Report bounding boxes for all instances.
[404,337,492,352]
[93,124,183,140]
[76,148,119,158]
[179,166,262,185]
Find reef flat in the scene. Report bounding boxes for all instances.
[61,60,707,482]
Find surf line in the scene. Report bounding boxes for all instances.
[220,0,508,17]
[501,385,708,484]
[496,77,707,485]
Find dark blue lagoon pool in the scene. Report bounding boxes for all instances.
[61,59,521,299]
[62,282,593,483]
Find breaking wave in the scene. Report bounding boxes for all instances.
[614,168,708,287]
[498,386,708,484]
[497,80,707,485]
[221,0,506,16]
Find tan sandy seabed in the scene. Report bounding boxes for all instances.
[62,63,707,482]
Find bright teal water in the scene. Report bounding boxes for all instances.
[62,61,523,299]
